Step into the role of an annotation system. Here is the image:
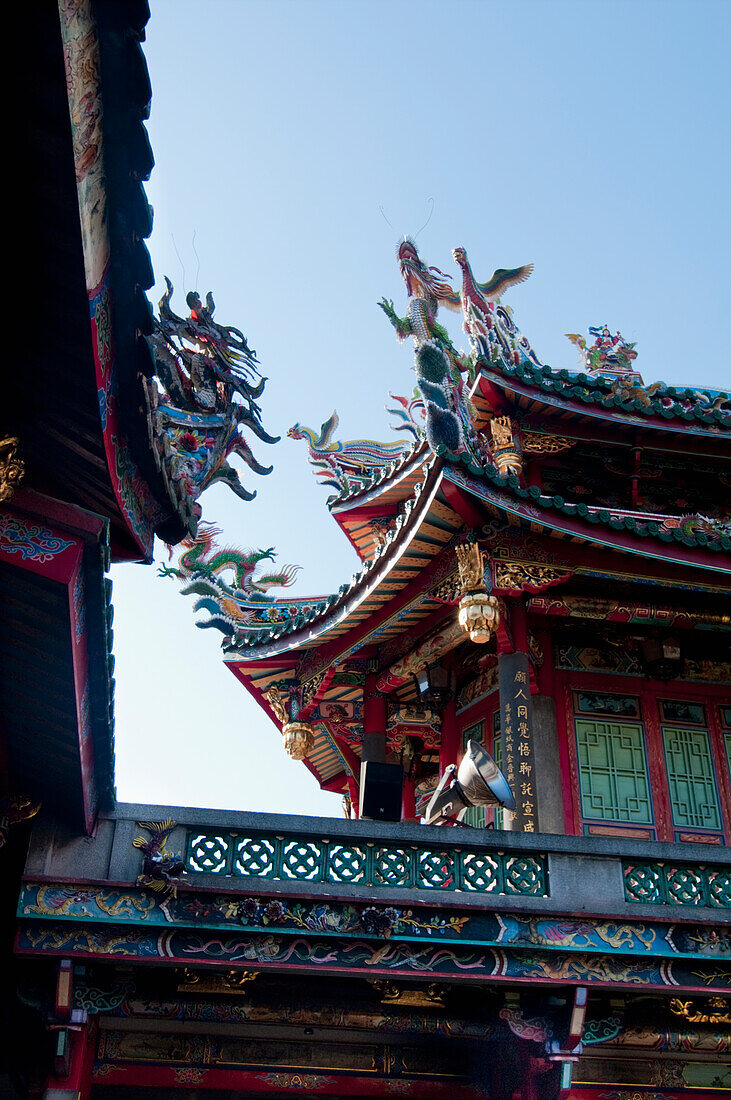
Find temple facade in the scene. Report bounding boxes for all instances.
[4,2,730,1098]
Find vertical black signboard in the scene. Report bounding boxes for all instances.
[498,651,539,833]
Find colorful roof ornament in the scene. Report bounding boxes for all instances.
[566,325,641,383]
[287,410,413,500]
[146,280,279,520]
[160,523,322,636]
[379,239,484,467]
[452,245,540,373]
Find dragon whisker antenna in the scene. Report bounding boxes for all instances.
[379,205,395,231]
[414,197,434,239]
[192,229,201,293]
[171,234,186,292]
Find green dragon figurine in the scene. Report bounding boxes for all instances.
[159,523,302,635]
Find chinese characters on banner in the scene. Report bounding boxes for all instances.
[498,651,538,832]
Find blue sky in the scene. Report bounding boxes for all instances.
[111,0,730,816]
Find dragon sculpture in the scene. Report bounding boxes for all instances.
[146,280,279,518]
[132,819,186,899]
[379,239,479,458]
[288,410,412,498]
[160,522,313,636]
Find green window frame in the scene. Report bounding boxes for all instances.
[662,725,722,831]
[575,719,653,824]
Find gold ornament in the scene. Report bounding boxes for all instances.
[455,542,486,592]
[265,685,290,725]
[0,436,25,502]
[522,432,576,454]
[456,541,500,643]
[669,996,730,1025]
[458,592,500,644]
[494,561,573,593]
[282,720,315,761]
[489,416,522,476]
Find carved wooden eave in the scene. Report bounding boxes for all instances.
[473,359,731,449]
[224,436,730,792]
[12,0,192,563]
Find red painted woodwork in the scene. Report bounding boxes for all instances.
[89,1061,489,1096]
[45,1019,95,1100]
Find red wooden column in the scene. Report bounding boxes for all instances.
[44,1022,95,1100]
[362,671,387,763]
[401,774,416,819]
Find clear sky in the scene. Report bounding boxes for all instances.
[111,0,730,816]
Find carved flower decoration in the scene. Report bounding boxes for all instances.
[361,906,399,938]
[240,897,259,921]
[264,900,285,923]
[177,431,199,452]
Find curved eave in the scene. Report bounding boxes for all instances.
[330,445,431,562]
[477,362,731,443]
[225,457,455,661]
[444,464,731,576]
[330,442,429,514]
[226,447,729,664]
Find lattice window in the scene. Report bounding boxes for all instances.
[493,733,506,831]
[187,833,232,873]
[575,720,653,824]
[461,721,486,828]
[662,726,721,830]
[461,851,500,892]
[373,847,412,888]
[327,844,368,884]
[233,836,276,877]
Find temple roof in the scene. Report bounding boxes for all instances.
[11,0,192,562]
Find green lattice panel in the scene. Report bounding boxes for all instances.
[187,833,232,874]
[460,851,501,892]
[662,726,722,830]
[233,836,277,878]
[666,865,708,905]
[326,844,368,884]
[624,862,664,903]
[709,868,731,908]
[373,847,413,888]
[624,861,731,908]
[504,855,546,895]
[576,720,653,824]
[417,849,456,889]
[184,830,549,898]
[280,839,324,881]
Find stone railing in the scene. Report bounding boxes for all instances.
[185,827,547,896]
[23,804,730,919]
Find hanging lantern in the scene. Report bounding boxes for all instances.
[640,636,683,681]
[458,592,500,644]
[455,542,500,644]
[282,720,315,761]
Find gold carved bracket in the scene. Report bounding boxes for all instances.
[0,436,25,503]
[522,431,576,455]
[494,560,573,595]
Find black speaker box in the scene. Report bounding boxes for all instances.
[359,761,403,822]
